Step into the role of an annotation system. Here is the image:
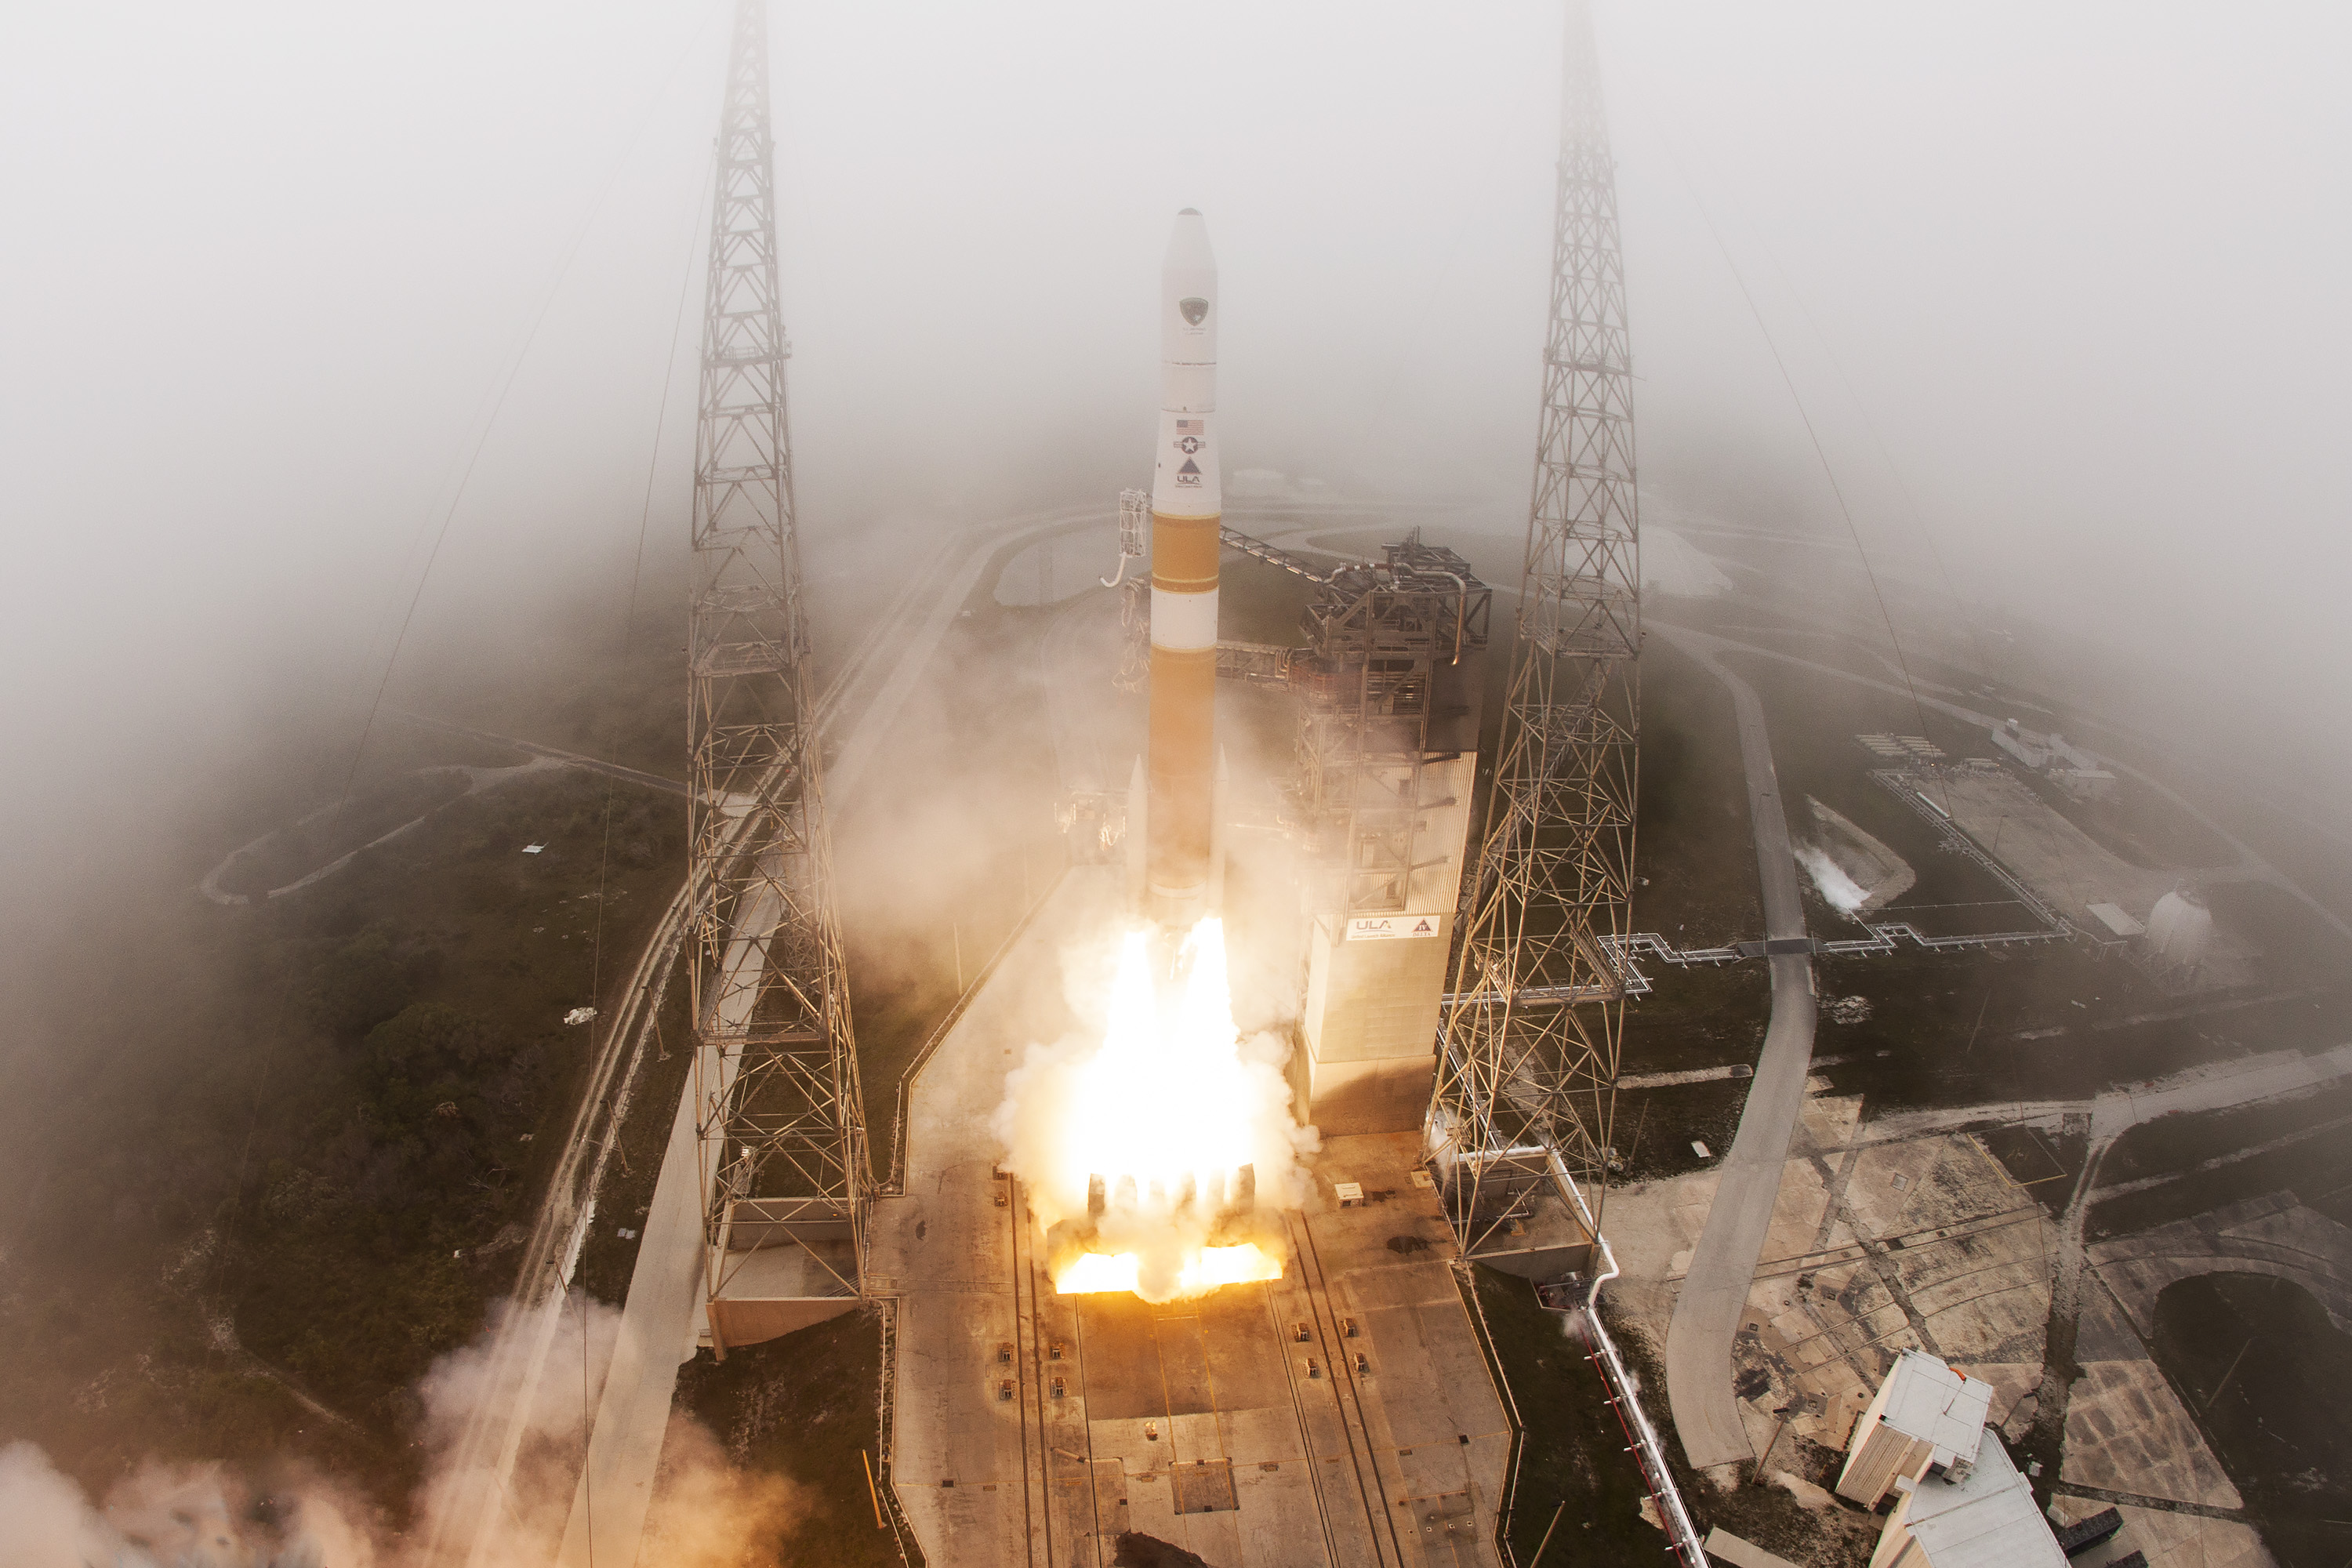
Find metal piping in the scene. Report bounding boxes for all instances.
[1544,1147,1707,1567]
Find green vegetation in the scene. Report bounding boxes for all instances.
[215,768,472,898]
[671,1308,909,1567]
[394,557,692,785]
[578,974,695,1305]
[1470,1266,1657,1562]
[0,759,683,1508]
[1637,636,1766,946]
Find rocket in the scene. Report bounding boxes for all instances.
[1145,209,1221,930]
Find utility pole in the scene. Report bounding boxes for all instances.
[1433,0,1642,1250]
[687,0,868,1350]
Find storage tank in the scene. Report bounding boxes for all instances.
[2145,888,2214,977]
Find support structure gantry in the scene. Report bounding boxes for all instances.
[1289,534,1492,922]
[1433,0,1642,1254]
[688,0,868,1354]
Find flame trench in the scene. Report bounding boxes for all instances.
[1039,918,1284,1300]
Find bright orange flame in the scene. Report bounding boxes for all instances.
[1054,1243,1283,1297]
[1044,917,1287,1299]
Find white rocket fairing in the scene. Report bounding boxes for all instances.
[1145,210,1221,929]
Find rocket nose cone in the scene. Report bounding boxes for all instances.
[1164,209,1216,274]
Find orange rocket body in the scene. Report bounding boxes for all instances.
[1145,211,1221,930]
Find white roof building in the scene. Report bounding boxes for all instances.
[1835,1348,1996,1507]
[1867,1428,2067,1568]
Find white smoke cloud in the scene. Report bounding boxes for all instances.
[638,1414,806,1568]
[0,1443,114,1567]
[408,1290,624,1561]
[0,1294,798,1568]
[1794,841,1870,917]
[0,1441,374,1568]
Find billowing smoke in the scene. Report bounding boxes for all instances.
[0,1443,382,1566]
[408,1291,626,1559]
[1794,841,1870,916]
[0,1296,797,1567]
[993,917,1317,1303]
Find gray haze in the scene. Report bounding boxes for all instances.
[4,0,2349,935]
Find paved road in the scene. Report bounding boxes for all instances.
[1855,1039,2352,1150]
[1653,625,2352,947]
[390,711,691,797]
[425,783,694,1568]
[1645,617,2352,1475]
[1650,625,1819,1473]
[826,504,1101,808]
[427,518,978,1568]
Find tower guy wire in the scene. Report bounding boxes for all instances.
[203,4,728,1396]
[1653,130,1955,811]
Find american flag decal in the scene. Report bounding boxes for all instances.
[1176,419,1202,434]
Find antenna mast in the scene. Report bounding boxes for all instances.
[1433,0,1642,1249]
[688,0,867,1350]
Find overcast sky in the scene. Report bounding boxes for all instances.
[3,0,2347,915]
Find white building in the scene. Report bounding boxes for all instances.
[1867,1428,2067,1568]
[1987,720,2117,803]
[1837,1350,2068,1568]
[1835,1348,1995,1507]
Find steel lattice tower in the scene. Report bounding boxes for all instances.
[1433,0,1640,1250]
[688,0,867,1328]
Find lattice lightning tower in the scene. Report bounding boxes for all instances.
[1433,0,1641,1248]
[688,0,868,1318]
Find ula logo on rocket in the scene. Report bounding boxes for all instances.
[1179,296,1209,326]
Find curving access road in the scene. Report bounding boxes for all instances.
[1650,624,1819,1474]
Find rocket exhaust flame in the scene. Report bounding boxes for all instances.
[995,917,1303,1302]
[1055,1243,1281,1298]
[992,210,1301,1303]
[1045,919,1283,1298]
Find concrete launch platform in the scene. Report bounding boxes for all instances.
[869,866,1513,1566]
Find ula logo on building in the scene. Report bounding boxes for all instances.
[1179,296,1209,325]
[1347,915,1439,941]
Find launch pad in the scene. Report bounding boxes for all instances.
[870,867,1513,1568]
[858,186,1640,1566]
